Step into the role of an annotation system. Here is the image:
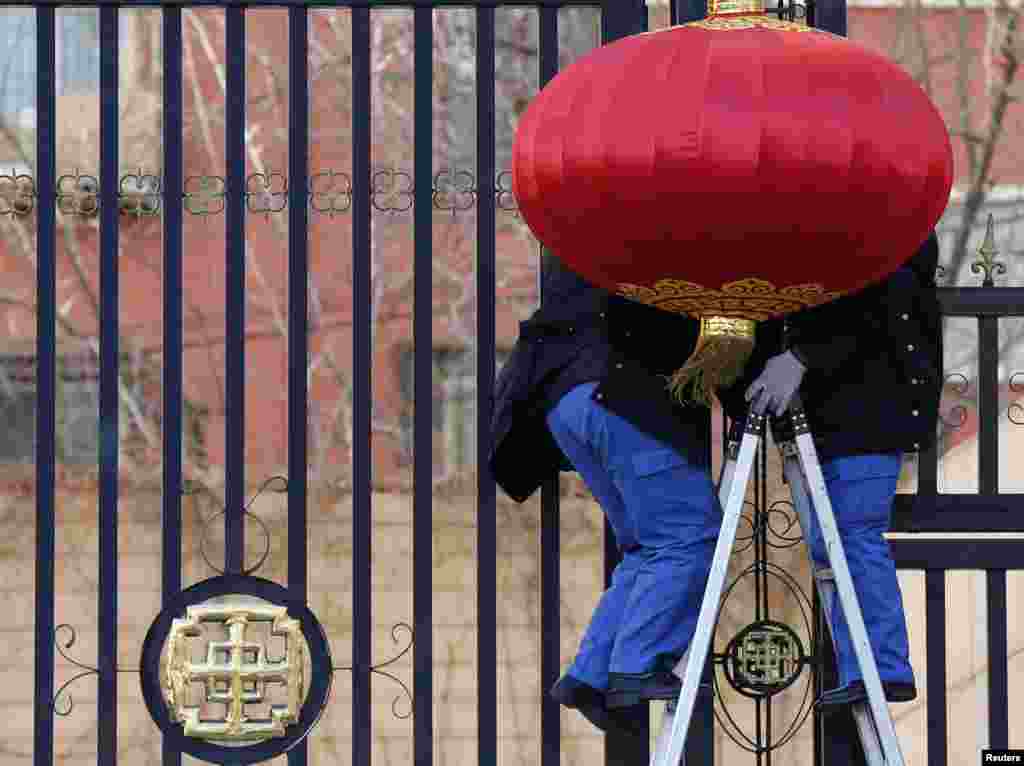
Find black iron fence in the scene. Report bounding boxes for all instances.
[15,1,1023,766]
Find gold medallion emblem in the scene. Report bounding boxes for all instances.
[736,626,800,686]
[161,602,306,742]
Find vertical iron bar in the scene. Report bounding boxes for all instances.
[476,7,497,766]
[33,6,57,765]
[286,3,310,606]
[925,570,947,766]
[815,589,864,766]
[812,587,823,766]
[807,5,860,764]
[919,298,940,494]
[918,436,938,494]
[673,0,708,25]
[413,6,434,766]
[287,6,310,766]
[162,6,184,766]
[814,0,846,37]
[597,3,659,763]
[987,569,1008,749]
[538,8,560,766]
[978,315,998,495]
[979,313,1003,747]
[673,0,718,757]
[98,7,120,765]
[225,4,246,574]
[352,8,372,766]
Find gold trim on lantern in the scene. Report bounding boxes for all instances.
[631,2,822,35]
[616,277,843,321]
[708,0,766,15]
[701,316,756,340]
[687,15,816,31]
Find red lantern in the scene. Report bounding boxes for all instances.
[512,0,953,403]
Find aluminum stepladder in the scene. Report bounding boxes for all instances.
[650,394,906,766]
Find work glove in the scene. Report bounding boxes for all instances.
[745,350,807,416]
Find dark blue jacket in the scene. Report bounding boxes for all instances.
[490,234,942,502]
[716,233,943,459]
[489,257,710,503]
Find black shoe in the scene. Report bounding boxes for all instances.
[550,675,610,731]
[606,670,711,709]
[549,675,648,735]
[814,680,917,713]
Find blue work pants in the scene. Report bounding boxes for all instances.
[547,383,914,692]
[546,382,722,688]
[807,454,915,689]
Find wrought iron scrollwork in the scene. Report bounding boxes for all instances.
[335,622,415,720]
[733,503,757,554]
[53,624,137,717]
[432,168,477,215]
[246,170,289,219]
[1009,372,1024,425]
[940,372,970,430]
[734,499,803,554]
[119,169,162,217]
[192,474,286,576]
[184,174,227,218]
[762,499,804,549]
[712,562,815,753]
[310,170,353,216]
[495,170,519,216]
[56,169,99,218]
[0,167,528,219]
[0,169,162,218]
[0,170,35,216]
[371,168,414,214]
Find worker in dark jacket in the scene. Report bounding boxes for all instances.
[717,232,943,711]
[490,256,718,732]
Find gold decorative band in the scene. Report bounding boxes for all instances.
[616,277,844,321]
[686,15,815,31]
[701,316,756,340]
[708,0,766,15]
[632,11,819,36]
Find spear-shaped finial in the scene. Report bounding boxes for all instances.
[971,213,1006,287]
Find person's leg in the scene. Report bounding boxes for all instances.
[597,414,722,686]
[545,383,643,693]
[803,453,915,693]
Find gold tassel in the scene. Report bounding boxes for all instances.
[667,316,757,407]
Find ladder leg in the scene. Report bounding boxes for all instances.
[778,399,906,766]
[650,413,766,766]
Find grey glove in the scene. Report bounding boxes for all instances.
[745,350,807,416]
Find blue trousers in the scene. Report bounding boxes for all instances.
[546,382,914,692]
[809,455,915,689]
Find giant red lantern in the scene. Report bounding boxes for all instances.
[512,0,953,404]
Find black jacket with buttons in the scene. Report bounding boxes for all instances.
[716,233,943,459]
[489,258,711,503]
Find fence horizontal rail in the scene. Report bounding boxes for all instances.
[1,0,606,7]
[938,287,1024,315]
[891,494,1024,533]
[892,538,1024,569]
